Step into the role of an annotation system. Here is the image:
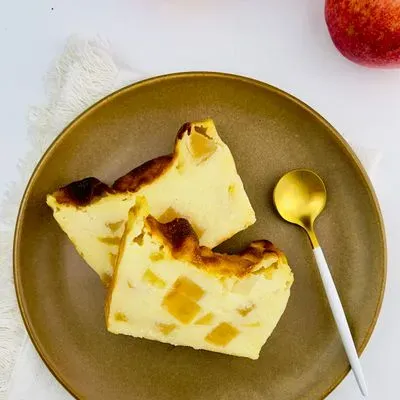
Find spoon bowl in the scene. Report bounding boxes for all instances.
[273,169,327,232]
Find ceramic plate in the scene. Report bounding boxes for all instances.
[14,72,386,400]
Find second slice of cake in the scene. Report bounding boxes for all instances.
[106,198,293,360]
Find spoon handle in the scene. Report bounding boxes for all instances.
[313,247,368,397]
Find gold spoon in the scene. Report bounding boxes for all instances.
[273,169,368,397]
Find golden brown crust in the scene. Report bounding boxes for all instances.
[145,216,284,278]
[51,177,114,207]
[48,121,191,207]
[239,240,286,263]
[176,121,192,139]
[50,154,174,207]
[112,155,173,192]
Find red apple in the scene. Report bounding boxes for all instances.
[325,0,400,67]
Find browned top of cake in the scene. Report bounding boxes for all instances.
[113,155,173,193]
[145,215,285,278]
[49,122,195,207]
[51,177,114,207]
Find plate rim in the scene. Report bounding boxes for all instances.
[13,71,387,400]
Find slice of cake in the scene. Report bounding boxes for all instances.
[47,119,256,284]
[105,198,293,360]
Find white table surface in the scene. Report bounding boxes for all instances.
[1,1,399,399]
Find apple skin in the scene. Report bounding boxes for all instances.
[325,0,400,67]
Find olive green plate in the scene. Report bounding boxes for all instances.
[14,72,386,400]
